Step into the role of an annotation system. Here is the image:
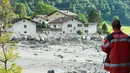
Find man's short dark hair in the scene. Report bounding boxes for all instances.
[112,20,121,29]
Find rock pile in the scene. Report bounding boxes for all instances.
[11,34,103,44]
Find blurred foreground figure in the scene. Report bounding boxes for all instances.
[101,20,130,73]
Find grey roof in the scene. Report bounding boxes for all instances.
[47,10,78,17]
[58,10,78,16]
[37,15,47,18]
[49,16,85,24]
[11,18,39,24]
[32,15,47,20]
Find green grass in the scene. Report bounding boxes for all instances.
[101,21,130,34]
[121,26,130,34]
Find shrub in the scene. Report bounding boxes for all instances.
[77,30,83,35]
[37,22,47,29]
[102,23,108,33]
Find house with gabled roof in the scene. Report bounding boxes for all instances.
[49,16,84,34]
[48,16,97,34]
[46,10,78,22]
[29,9,97,35]
[32,15,48,24]
[10,18,38,35]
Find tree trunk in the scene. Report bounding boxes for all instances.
[2,44,8,70]
[4,59,7,70]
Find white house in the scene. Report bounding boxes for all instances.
[46,10,78,22]
[11,18,38,35]
[32,15,48,24]
[49,16,83,34]
[49,16,97,34]
[83,23,97,34]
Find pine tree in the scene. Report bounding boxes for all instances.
[14,3,27,18]
[102,23,108,33]
[88,10,102,23]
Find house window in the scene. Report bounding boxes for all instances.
[24,25,27,28]
[84,24,88,27]
[70,30,72,32]
[24,31,27,34]
[63,31,65,34]
[59,25,60,27]
[85,30,88,33]
[23,20,25,22]
[74,27,76,30]
[36,17,38,19]
[57,13,59,15]
[46,19,49,21]
[39,20,41,22]
[53,25,56,28]
[71,19,73,21]
[68,24,72,27]
[78,24,82,27]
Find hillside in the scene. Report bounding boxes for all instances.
[11,0,130,25]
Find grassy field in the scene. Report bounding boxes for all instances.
[101,21,130,34]
[120,26,130,34]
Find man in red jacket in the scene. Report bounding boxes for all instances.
[101,20,130,73]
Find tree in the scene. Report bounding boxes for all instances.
[77,30,83,35]
[0,0,22,72]
[37,22,48,29]
[34,1,56,15]
[115,0,121,2]
[78,12,88,23]
[90,0,99,6]
[14,3,27,18]
[111,5,115,11]
[56,0,62,4]
[113,15,119,20]
[102,23,108,33]
[70,3,77,12]
[124,12,130,19]
[51,1,56,6]
[88,10,102,23]
[25,3,33,16]
[28,0,34,3]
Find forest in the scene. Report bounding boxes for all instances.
[11,0,130,25]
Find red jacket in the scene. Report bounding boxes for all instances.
[101,30,130,72]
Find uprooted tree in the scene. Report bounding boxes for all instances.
[0,0,22,73]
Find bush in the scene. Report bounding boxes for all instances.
[102,23,107,31]
[77,30,83,35]
[37,22,47,29]
[102,23,108,34]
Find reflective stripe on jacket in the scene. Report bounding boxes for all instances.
[101,30,130,71]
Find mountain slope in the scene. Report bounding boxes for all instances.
[12,0,130,25]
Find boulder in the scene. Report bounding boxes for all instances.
[27,35,34,41]
[11,36,18,41]
[20,36,27,41]
[47,70,55,73]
